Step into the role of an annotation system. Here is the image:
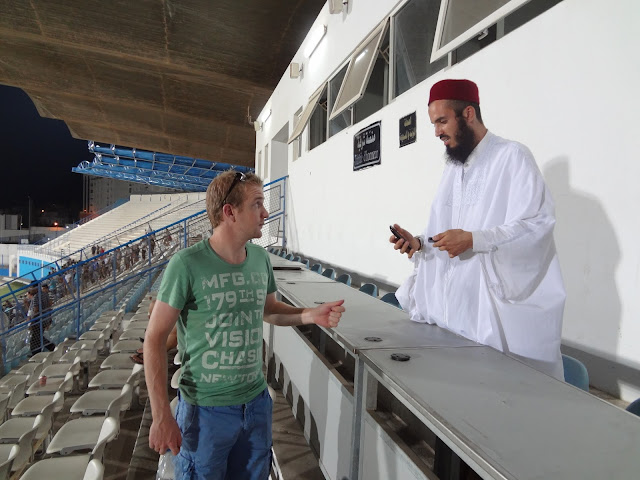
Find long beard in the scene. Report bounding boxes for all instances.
[445,117,476,165]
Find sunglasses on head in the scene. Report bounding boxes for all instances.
[222,172,247,205]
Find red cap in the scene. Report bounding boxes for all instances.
[429,79,479,105]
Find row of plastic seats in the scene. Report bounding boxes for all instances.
[266,248,640,404]
[267,247,401,308]
[0,308,130,478]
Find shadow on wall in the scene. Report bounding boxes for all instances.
[543,158,639,398]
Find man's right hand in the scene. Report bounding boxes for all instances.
[389,224,421,259]
[149,415,182,456]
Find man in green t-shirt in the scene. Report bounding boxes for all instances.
[146,170,345,480]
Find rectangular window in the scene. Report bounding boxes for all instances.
[353,28,390,124]
[431,0,532,62]
[328,64,352,138]
[288,83,326,144]
[292,108,303,161]
[330,19,389,121]
[394,0,447,98]
[308,86,328,150]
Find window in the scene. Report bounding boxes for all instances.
[292,109,303,161]
[308,86,327,150]
[288,83,326,144]
[454,23,497,64]
[330,19,389,121]
[328,64,352,138]
[353,28,389,124]
[503,0,563,34]
[431,0,531,62]
[394,0,447,98]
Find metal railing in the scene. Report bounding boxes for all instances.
[0,176,288,372]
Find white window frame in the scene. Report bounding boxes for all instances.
[256,150,262,176]
[430,0,532,62]
[292,107,303,161]
[329,19,389,121]
[287,83,327,144]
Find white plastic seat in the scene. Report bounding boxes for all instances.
[0,394,10,424]
[60,341,99,364]
[99,311,119,321]
[100,353,135,370]
[125,319,149,330]
[70,336,105,353]
[47,393,125,456]
[14,361,46,378]
[0,415,40,473]
[0,378,28,410]
[28,340,73,364]
[119,329,146,340]
[70,384,133,416]
[0,374,30,389]
[79,329,108,341]
[110,340,142,354]
[13,375,71,416]
[22,432,112,480]
[41,356,81,379]
[89,322,110,332]
[26,370,73,396]
[0,403,54,445]
[0,444,18,480]
[89,364,143,390]
[170,368,181,389]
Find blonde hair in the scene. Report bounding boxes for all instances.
[206,170,263,228]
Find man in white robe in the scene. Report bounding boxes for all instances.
[392,79,565,380]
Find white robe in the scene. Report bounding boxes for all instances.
[396,132,566,380]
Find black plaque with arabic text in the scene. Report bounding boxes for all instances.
[399,112,416,148]
[353,121,381,171]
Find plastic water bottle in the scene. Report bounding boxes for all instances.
[156,451,175,480]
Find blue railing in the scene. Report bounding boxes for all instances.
[7,200,208,290]
[0,176,288,373]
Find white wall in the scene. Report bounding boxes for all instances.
[257,0,640,400]
[0,244,18,267]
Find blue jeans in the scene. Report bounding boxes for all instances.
[174,389,273,480]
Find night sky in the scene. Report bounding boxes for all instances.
[0,84,92,221]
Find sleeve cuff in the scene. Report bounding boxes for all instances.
[472,230,491,253]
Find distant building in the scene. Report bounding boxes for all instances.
[82,177,176,213]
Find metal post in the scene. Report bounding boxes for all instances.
[75,263,81,339]
[112,251,117,309]
[183,220,188,249]
[349,356,365,480]
[147,235,152,290]
[282,178,287,250]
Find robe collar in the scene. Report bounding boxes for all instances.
[463,130,494,171]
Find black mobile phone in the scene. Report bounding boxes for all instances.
[389,225,412,251]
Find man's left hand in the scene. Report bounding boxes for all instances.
[432,229,473,258]
[304,300,345,328]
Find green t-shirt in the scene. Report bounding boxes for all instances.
[157,239,276,406]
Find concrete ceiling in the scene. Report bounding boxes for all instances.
[0,0,325,168]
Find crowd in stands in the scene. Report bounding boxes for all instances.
[1,233,168,334]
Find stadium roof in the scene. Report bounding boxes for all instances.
[0,0,325,168]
